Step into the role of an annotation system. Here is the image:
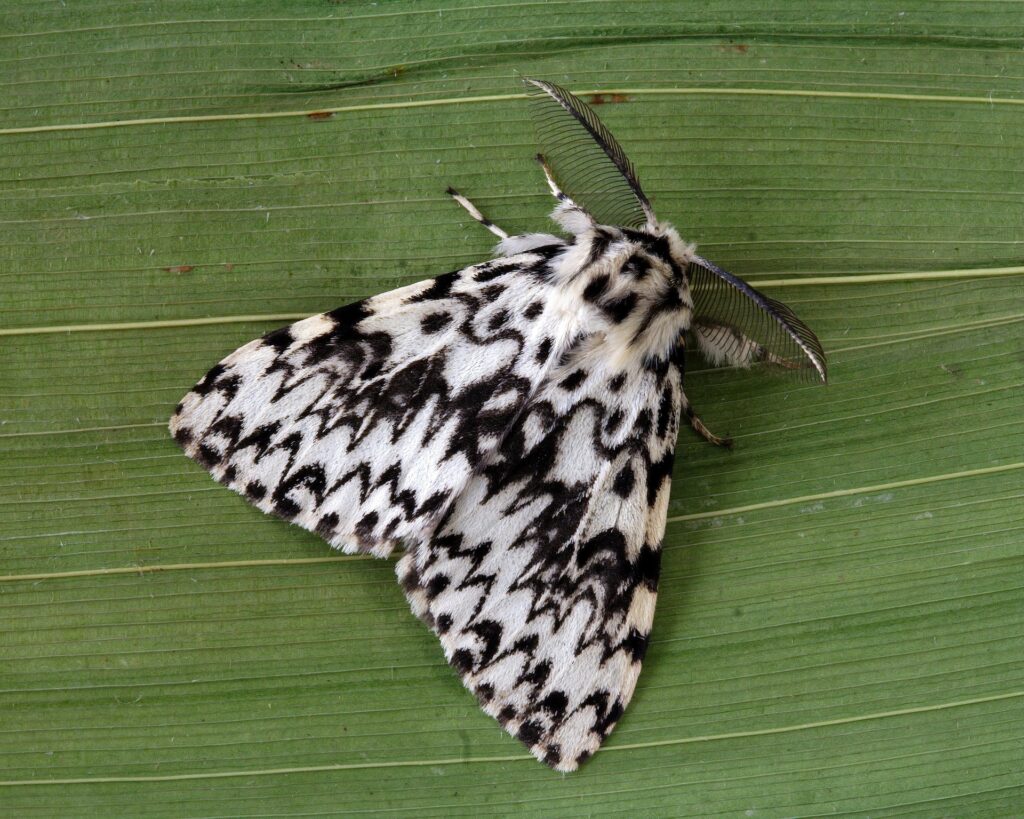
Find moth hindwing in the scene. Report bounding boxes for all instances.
[170,77,826,772]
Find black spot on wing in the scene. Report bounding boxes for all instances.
[519,659,551,688]
[575,528,627,570]
[559,369,587,391]
[535,337,552,365]
[408,273,456,303]
[517,720,544,747]
[604,408,624,435]
[426,573,451,599]
[245,480,267,501]
[540,690,569,719]
[272,463,327,519]
[471,619,505,666]
[195,442,220,466]
[192,363,226,396]
[233,420,282,462]
[656,383,675,437]
[621,627,650,661]
[488,309,509,331]
[452,649,474,674]
[420,311,451,334]
[315,511,339,539]
[612,463,635,498]
[262,326,294,353]
[475,260,522,282]
[355,510,378,538]
[646,449,675,506]
[542,745,562,768]
[480,284,506,302]
[326,299,371,327]
[523,300,544,320]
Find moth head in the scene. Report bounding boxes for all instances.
[526,77,828,382]
[643,221,697,274]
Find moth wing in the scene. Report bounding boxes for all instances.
[397,338,682,771]
[170,249,563,556]
[687,255,828,381]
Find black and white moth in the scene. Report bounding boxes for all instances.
[170,78,826,772]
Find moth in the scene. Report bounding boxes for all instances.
[170,78,826,772]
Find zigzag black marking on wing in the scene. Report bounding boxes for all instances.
[386,224,700,772]
[398,333,684,772]
[170,247,569,552]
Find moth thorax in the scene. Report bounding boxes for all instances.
[558,229,693,368]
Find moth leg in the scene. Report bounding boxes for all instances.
[446,187,509,240]
[683,400,733,449]
[535,153,574,205]
[536,153,596,235]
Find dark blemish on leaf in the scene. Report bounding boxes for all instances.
[164,265,194,274]
[307,111,334,121]
[588,93,630,105]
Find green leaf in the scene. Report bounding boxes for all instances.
[2,1,1022,814]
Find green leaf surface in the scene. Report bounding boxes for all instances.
[2,1,1022,815]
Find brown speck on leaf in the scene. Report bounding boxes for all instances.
[164,265,194,274]
[387,64,407,78]
[588,93,629,105]
[715,43,749,54]
[307,111,334,121]
[224,263,235,272]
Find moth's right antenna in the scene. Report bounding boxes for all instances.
[524,77,656,229]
